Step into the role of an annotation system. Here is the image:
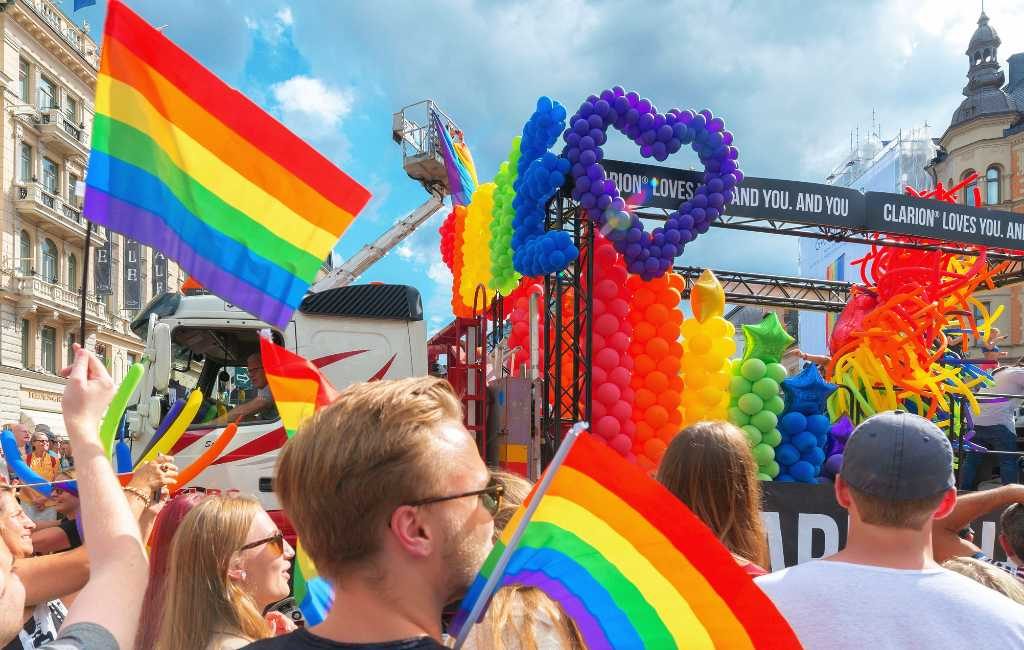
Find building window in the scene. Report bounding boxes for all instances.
[65,333,76,366]
[42,158,58,195]
[68,172,79,203]
[95,343,109,370]
[21,320,31,368]
[41,238,57,284]
[961,169,978,206]
[20,143,32,182]
[37,75,56,110]
[986,166,1001,205]
[65,95,77,122]
[40,326,56,373]
[67,254,77,291]
[127,352,138,365]
[19,231,32,275]
[18,58,29,103]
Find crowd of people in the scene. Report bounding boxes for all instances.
[0,346,1023,649]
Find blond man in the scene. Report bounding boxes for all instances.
[246,377,498,650]
[757,411,1024,648]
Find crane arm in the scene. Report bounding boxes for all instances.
[310,192,446,292]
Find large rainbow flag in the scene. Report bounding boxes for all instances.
[433,112,478,206]
[85,0,371,328]
[260,337,339,624]
[451,432,800,648]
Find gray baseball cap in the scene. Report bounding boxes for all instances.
[840,410,954,500]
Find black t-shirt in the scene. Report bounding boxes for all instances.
[58,518,82,550]
[242,629,445,649]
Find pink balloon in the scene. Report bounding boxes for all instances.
[609,366,631,387]
[594,314,620,337]
[622,420,636,437]
[608,331,630,352]
[591,365,608,386]
[611,399,632,421]
[593,299,606,316]
[595,382,621,406]
[610,434,632,455]
[595,279,618,301]
[591,400,608,421]
[609,298,629,319]
[594,348,620,370]
[594,242,617,266]
[621,386,635,403]
[608,265,628,287]
[594,415,621,439]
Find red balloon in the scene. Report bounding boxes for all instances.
[591,400,608,421]
[609,299,630,318]
[611,399,632,421]
[622,420,636,437]
[595,382,621,406]
[594,415,621,439]
[594,348,620,370]
[621,387,635,403]
[594,313,620,337]
[595,279,619,301]
[609,366,631,387]
[608,331,630,352]
[634,287,656,308]
[626,274,644,291]
[608,265,628,286]
[645,303,669,324]
[610,434,632,455]
[591,365,608,386]
[636,421,655,442]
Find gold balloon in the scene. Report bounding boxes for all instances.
[691,269,725,323]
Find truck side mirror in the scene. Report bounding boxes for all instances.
[151,322,171,392]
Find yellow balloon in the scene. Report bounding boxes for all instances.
[691,269,725,322]
[459,183,497,309]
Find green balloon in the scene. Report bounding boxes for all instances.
[730,376,752,396]
[740,358,767,382]
[737,393,764,416]
[742,425,763,445]
[752,377,780,400]
[750,410,778,434]
[765,363,787,383]
[728,407,750,427]
[757,473,773,481]
[763,428,783,447]
[752,442,776,466]
[765,460,781,478]
[731,358,744,374]
[764,395,786,415]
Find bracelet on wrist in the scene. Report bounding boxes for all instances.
[123,486,152,508]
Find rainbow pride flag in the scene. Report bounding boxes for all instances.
[260,337,339,624]
[433,112,478,206]
[85,1,370,328]
[451,432,800,648]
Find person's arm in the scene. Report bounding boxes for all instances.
[122,457,177,521]
[933,484,1024,562]
[215,397,268,424]
[13,546,89,606]
[57,345,148,649]
[30,526,71,555]
[138,487,169,547]
[796,349,831,366]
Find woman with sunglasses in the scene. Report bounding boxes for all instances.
[155,494,296,650]
[28,470,81,554]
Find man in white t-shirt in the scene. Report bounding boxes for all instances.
[962,364,1024,487]
[756,411,1024,649]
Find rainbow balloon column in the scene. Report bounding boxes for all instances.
[628,271,685,471]
[589,234,635,458]
[680,270,735,426]
[458,183,496,311]
[728,313,793,480]
[489,137,522,295]
[775,363,837,483]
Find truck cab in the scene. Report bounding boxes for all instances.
[128,283,427,512]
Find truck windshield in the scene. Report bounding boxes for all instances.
[168,327,283,428]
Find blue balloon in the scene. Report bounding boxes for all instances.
[777,474,796,483]
[782,363,838,415]
[780,412,807,436]
[776,443,800,466]
[793,431,818,452]
[0,428,52,496]
[791,461,817,483]
[807,414,831,436]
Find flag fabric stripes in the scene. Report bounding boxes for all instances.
[433,112,478,206]
[451,433,800,649]
[85,0,370,327]
[260,337,340,624]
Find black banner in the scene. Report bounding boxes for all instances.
[94,237,111,296]
[865,191,1024,250]
[762,482,1007,571]
[124,238,140,310]
[602,159,865,228]
[601,159,1024,251]
[152,251,167,296]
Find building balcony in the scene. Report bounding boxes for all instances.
[0,270,106,325]
[38,108,88,158]
[14,183,103,245]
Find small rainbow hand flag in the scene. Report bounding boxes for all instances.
[85,0,371,328]
[451,430,800,649]
[260,337,339,624]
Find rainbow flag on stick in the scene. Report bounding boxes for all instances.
[433,112,478,206]
[451,424,800,649]
[85,0,370,328]
[260,337,339,624]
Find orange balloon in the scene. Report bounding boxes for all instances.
[645,371,669,393]
[645,303,669,324]
[633,287,655,308]
[644,438,667,462]
[669,341,684,357]
[634,354,656,375]
[657,355,680,375]
[171,423,239,491]
[645,337,669,358]
[645,405,669,428]
[635,388,656,409]
[634,321,657,342]
[667,273,685,292]
[658,287,682,309]
[657,321,680,341]
[637,454,656,472]
[636,422,655,442]
[657,391,680,410]
[656,422,678,440]
[668,375,684,392]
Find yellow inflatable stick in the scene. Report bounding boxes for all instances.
[138,390,203,466]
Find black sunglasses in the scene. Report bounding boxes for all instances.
[239,532,285,557]
[405,479,504,517]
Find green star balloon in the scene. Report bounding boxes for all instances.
[742,313,795,364]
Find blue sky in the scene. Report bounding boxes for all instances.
[72,0,1024,333]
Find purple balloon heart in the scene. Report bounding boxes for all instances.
[562,87,742,279]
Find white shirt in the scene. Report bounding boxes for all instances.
[756,560,1024,649]
[974,367,1024,428]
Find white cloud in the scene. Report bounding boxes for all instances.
[427,261,453,285]
[395,244,415,260]
[275,6,294,26]
[270,75,355,131]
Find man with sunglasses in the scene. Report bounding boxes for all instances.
[246,376,498,650]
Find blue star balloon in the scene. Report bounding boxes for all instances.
[741,313,795,363]
[782,362,837,416]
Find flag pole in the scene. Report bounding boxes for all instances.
[79,220,93,345]
[452,421,588,650]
